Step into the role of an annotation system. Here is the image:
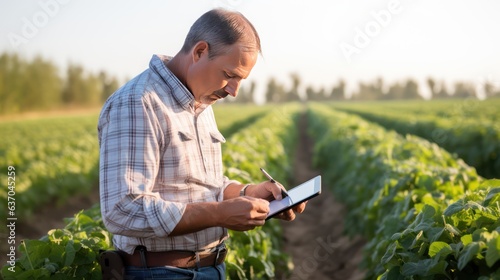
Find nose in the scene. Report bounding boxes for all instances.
[224,80,240,97]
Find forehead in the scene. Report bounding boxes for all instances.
[213,43,258,79]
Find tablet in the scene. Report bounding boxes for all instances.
[266,175,321,220]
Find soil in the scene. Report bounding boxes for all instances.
[1,111,366,279]
[280,112,367,280]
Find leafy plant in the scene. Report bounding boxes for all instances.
[331,99,500,179]
[306,104,500,278]
[380,180,500,279]
[1,204,112,279]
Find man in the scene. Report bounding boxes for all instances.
[98,8,305,279]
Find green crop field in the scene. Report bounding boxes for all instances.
[2,101,500,279]
[0,104,271,222]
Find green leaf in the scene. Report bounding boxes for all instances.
[461,234,473,246]
[480,179,500,190]
[458,242,480,270]
[381,266,405,280]
[18,240,51,269]
[246,256,274,278]
[43,262,59,274]
[226,261,247,280]
[429,241,453,258]
[428,227,445,242]
[484,186,500,206]
[401,259,430,276]
[64,240,77,267]
[402,257,444,276]
[444,199,465,216]
[486,235,500,267]
[381,242,397,264]
[427,260,448,275]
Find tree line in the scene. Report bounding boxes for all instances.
[2,52,499,114]
[0,52,119,115]
[232,74,500,104]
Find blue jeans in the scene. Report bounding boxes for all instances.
[123,263,226,280]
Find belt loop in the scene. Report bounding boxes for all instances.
[214,248,221,266]
[195,251,201,270]
[214,243,226,266]
[137,246,148,268]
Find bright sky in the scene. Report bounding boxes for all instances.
[1,0,499,102]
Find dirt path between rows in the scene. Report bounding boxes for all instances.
[280,112,367,280]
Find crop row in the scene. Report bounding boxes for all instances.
[0,115,100,221]
[331,100,500,179]
[333,99,500,125]
[1,104,300,279]
[308,104,500,279]
[222,103,300,279]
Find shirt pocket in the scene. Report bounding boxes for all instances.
[209,131,226,144]
[178,131,195,142]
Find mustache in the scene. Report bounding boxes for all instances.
[213,89,229,99]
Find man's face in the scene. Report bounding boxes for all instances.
[186,42,258,105]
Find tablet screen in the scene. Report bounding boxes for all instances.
[267,175,321,219]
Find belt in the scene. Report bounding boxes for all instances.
[119,244,227,269]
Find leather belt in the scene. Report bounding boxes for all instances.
[119,245,227,269]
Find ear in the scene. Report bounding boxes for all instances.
[191,41,209,63]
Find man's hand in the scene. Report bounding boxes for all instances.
[217,196,269,231]
[245,181,307,221]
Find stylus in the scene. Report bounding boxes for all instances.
[260,168,289,198]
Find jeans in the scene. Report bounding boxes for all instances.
[123,263,226,280]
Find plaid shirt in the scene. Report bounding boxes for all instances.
[98,54,237,254]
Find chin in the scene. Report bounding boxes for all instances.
[200,97,220,105]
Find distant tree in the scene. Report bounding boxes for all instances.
[304,85,328,101]
[286,73,301,101]
[316,87,327,101]
[353,79,383,100]
[0,52,120,115]
[0,53,62,114]
[385,82,404,100]
[305,86,315,101]
[23,55,62,111]
[434,81,449,99]
[62,64,85,105]
[83,73,103,106]
[427,77,436,99]
[0,53,24,114]
[402,79,421,99]
[265,77,286,103]
[99,71,119,102]
[330,79,346,100]
[452,82,476,99]
[63,63,112,107]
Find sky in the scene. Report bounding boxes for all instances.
[1,0,499,102]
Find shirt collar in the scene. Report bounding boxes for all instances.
[149,54,197,112]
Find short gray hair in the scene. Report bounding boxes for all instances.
[181,9,261,58]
